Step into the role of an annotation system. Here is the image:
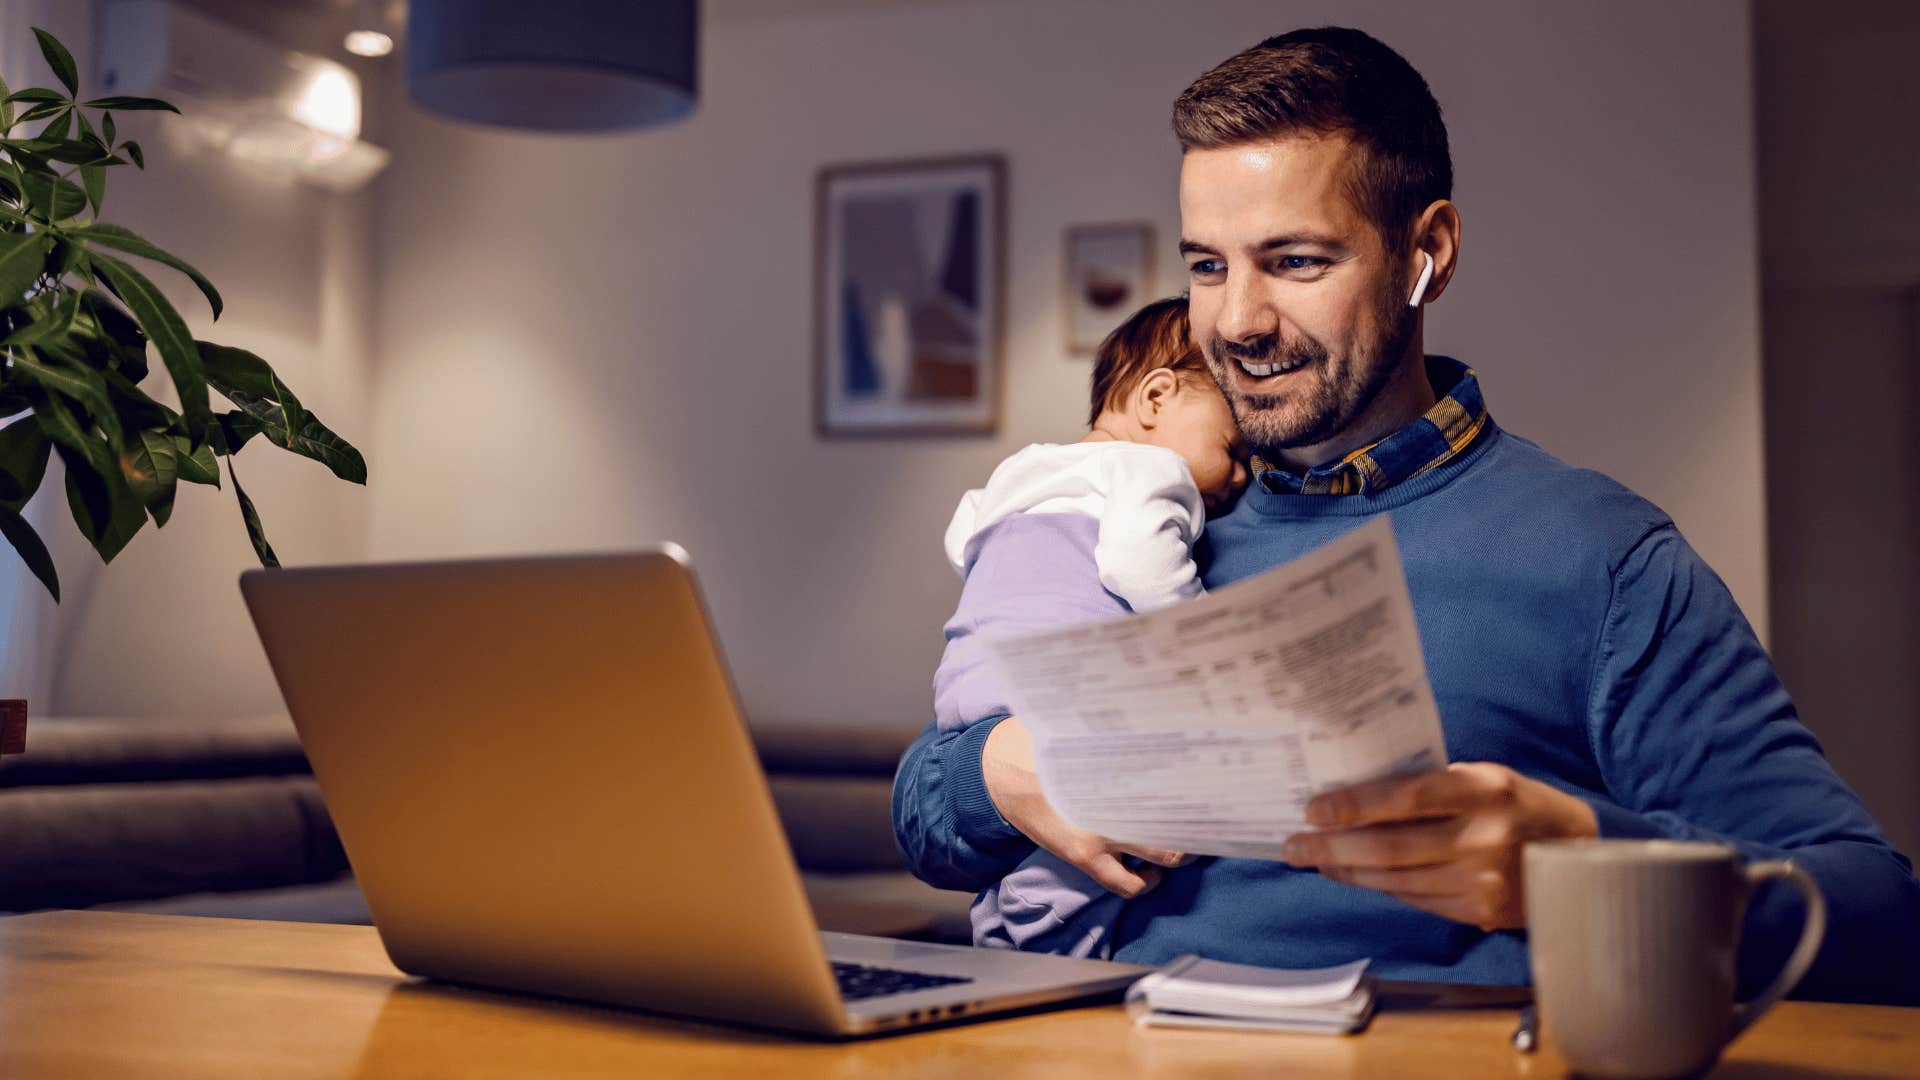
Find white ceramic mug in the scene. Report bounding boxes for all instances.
[1523,839,1826,1080]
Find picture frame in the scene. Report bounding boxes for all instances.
[813,154,1007,438]
[1063,222,1155,354]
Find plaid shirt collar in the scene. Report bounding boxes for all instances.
[1250,356,1490,496]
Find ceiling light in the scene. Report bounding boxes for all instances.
[344,29,393,58]
[407,0,698,133]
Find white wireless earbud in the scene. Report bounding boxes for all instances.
[1408,250,1435,307]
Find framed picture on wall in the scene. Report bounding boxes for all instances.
[814,154,1006,438]
[1063,222,1155,353]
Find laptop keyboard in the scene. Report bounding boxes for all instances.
[832,961,974,1001]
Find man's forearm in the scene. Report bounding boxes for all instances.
[892,716,1035,890]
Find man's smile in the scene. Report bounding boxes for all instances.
[1228,354,1313,393]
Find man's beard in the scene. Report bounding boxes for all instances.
[1204,281,1420,461]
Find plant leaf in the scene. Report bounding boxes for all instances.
[146,475,176,527]
[79,162,103,216]
[0,74,10,131]
[80,96,178,114]
[71,224,221,318]
[1,136,102,164]
[32,28,78,97]
[80,289,147,378]
[225,456,278,567]
[7,347,125,449]
[0,289,78,349]
[9,141,55,173]
[101,110,114,145]
[20,169,85,220]
[101,369,172,429]
[120,428,178,526]
[32,389,108,474]
[15,101,65,126]
[0,503,59,601]
[173,435,218,486]
[0,231,47,304]
[216,408,263,454]
[90,252,210,443]
[0,418,52,511]
[3,89,65,106]
[60,445,145,563]
[197,342,367,483]
[120,140,144,169]
[278,409,366,483]
[30,389,98,466]
[38,108,70,142]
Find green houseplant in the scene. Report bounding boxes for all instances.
[0,27,365,602]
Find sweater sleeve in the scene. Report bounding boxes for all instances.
[893,716,1035,890]
[1584,525,1920,1004]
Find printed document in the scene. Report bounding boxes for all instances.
[982,516,1445,859]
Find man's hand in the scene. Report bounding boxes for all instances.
[1282,763,1598,930]
[983,717,1189,898]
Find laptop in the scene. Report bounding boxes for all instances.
[239,547,1150,1036]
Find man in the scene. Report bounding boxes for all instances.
[893,27,1920,1003]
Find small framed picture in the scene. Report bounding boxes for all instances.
[1064,222,1155,353]
[814,154,1006,438]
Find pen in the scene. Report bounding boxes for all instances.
[1512,1004,1538,1053]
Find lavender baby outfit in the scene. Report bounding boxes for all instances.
[935,441,1206,957]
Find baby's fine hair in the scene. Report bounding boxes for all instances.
[1087,296,1215,426]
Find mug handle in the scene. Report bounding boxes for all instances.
[1728,860,1827,1039]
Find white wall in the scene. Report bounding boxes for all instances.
[0,0,376,716]
[365,0,1768,732]
[1754,0,1920,855]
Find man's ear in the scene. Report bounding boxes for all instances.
[1132,368,1180,430]
[1409,199,1462,305]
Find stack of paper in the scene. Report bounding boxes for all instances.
[1125,956,1376,1034]
[983,516,1448,861]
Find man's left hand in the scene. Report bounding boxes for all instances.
[1282,763,1599,931]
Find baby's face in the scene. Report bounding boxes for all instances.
[1148,381,1249,514]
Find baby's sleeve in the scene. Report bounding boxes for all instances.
[934,513,1127,731]
[1094,452,1207,613]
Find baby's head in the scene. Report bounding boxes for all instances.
[1089,297,1248,512]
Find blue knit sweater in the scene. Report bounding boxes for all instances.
[892,419,1920,1004]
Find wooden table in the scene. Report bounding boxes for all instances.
[1,911,1914,1078]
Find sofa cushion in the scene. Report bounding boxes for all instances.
[750,722,915,778]
[764,774,907,873]
[0,776,347,911]
[0,715,309,787]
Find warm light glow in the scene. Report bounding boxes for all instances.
[344,29,393,58]
[292,67,361,142]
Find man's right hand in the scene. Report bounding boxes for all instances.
[982,716,1189,898]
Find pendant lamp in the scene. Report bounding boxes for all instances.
[407,0,698,133]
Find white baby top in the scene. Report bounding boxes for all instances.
[943,441,1207,613]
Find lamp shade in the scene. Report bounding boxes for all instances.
[407,0,698,133]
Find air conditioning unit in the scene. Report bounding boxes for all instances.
[96,0,388,191]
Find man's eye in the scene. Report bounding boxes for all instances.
[1277,255,1324,271]
[1187,259,1225,276]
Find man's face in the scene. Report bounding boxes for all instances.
[1179,134,1418,460]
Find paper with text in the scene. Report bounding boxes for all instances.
[982,516,1446,859]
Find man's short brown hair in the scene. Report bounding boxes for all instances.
[1172,26,1452,256]
[1088,296,1213,426]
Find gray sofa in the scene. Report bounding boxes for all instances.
[0,714,971,942]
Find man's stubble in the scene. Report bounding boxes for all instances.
[1204,270,1420,461]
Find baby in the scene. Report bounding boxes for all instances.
[933,296,1247,958]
